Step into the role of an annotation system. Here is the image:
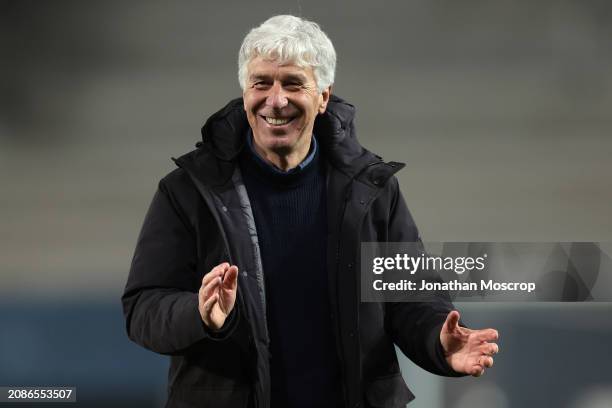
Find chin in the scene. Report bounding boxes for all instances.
[260,132,296,148]
[264,141,294,156]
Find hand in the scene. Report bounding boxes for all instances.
[440,310,499,377]
[198,263,238,330]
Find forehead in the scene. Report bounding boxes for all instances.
[247,56,315,81]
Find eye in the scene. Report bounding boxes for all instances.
[253,81,270,90]
[284,82,302,91]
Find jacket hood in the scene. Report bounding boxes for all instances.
[174,95,389,186]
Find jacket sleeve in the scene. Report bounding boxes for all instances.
[383,178,465,377]
[121,179,239,356]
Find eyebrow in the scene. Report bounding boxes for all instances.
[249,74,270,82]
[249,73,309,83]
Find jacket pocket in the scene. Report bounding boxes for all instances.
[365,373,415,408]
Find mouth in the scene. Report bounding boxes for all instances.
[260,115,296,127]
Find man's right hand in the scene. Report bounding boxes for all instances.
[198,263,239,330]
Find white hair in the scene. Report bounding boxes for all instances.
[238,15,336,93]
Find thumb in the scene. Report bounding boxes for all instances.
[444,310,460,333]
[223,265,239,290]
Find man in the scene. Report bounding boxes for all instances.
[122,15,499,408]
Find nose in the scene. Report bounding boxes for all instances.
[265,82,288,109]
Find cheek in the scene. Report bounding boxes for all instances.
[243,92,263,112]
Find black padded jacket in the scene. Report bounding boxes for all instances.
[122,95,460,408]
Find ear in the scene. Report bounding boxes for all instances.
[318,85,332,114]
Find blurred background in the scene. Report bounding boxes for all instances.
[1,0,611,407]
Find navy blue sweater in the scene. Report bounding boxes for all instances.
[240,134,342,407]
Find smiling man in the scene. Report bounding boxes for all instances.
[243,55,328,170]
[122,15,499,408]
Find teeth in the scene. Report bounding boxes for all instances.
[265,117,290,125]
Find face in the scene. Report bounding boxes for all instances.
[243,56,331,160]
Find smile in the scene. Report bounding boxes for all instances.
[263,116,294,126]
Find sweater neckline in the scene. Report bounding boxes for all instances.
[241,134,323,188]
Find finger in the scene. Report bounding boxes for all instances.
[474,328,499,342]
[202,263,229,286]
[222,265,239,290]
[203,293,219,316]
[472,366,485,377]
[477,342,499,356]
[488,343,499,355]
[201,275,222,299]
[482,356,494,368]
[444,310,460,332]
[202,269,220,287]
[475,354,493,368]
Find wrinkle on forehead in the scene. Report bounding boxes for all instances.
[247,57,317,84]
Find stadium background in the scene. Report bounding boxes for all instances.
[1,1,611,406]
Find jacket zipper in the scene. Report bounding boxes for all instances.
[335,178,353,407]
[334,160,385,407]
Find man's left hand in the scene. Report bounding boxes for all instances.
[440,310,499,377]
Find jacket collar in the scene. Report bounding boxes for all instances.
[173,95,384,187]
